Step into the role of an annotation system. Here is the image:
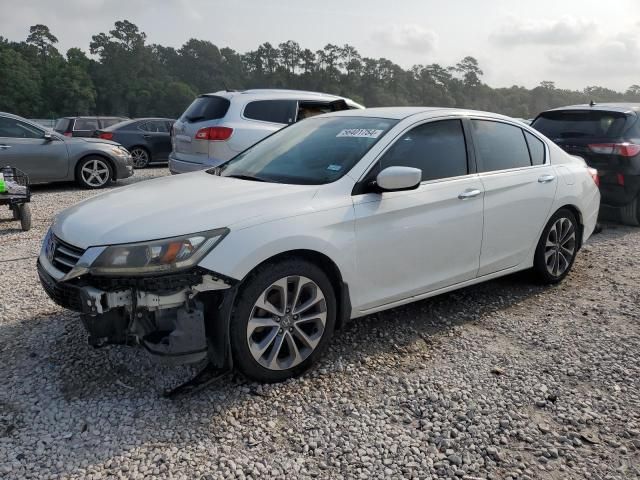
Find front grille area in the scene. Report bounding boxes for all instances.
[50,236,85,274]
[37,261,84,311]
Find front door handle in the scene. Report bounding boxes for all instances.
[458,189,482,199]
[0,144,11,149]
[143,134,152,138]
[538,174,555,183]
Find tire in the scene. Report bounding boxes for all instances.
[130,147,151,168]
[10,205,19,220]
[76,156,113,189]
[230,259,337,383]
[619,198,640,226]
[533,208,579,284]
[18,204,31,231]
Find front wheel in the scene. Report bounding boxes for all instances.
[620,197,640,226]
[230,259,336,382]
[17,204,31,231]
[533,209,579,284]
[77,157,112,189]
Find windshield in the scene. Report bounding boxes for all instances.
[213,116,398,185]
[533,110,628,140]
[181,95,230,123]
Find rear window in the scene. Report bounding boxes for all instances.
[532,110,628,140]
[54,118,71,132]
[244,100,297,124]
[181,96,230,123]
[101,118,125,128]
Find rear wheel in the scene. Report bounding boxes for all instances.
[533,209,579,284]
[619,197,640,226]
[230,259,336,382]
[130,147,150,168]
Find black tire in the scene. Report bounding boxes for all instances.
[533,208,579,284]
[230,259,337,383]
[130,147,151,168]
[619,198,640,226]
[18,204,31,231]
[10,205,19,220]
[76,156,113,189]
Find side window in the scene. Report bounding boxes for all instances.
[137,122,150,132]
[0,116,43,139]
[244,100,297,124]
[472,120,531,172]
[74,118,99,131]
[150,120,169,133]
[379,120,468,181]
[100,118,125,128]
[297,102,333,121]
[524,131,545,165]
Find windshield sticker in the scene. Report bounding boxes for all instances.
[336,129,384,138]
[327,164,342,171]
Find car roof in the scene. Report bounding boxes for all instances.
[543,103,640,115]
[322,106,518,121]
[202,89,362,105]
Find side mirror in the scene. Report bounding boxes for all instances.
[43,132,54,142]
[375,166,422,192]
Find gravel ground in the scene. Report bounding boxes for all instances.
[1,168,639,479]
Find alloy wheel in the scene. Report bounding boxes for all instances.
[247,275,327,371]
[81,159,110,187]
[544,217,576,277]
[131,148,149,168]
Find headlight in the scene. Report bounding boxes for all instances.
[110,146,130,157]
[88,228,228,276]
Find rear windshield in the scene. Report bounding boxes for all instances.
[181,95,230,123]
[54,118,71,132]
[101,118,126,128]
[532,110,628,140]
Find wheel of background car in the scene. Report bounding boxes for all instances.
[130,147,150,168]
[533,208,578,284]
[77,157,112,189]
[18,204,31,231]
[230,259,336,382]
[619,198,640,226]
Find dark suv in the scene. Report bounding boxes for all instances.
[55,116,128,138]
[532,103,640,225]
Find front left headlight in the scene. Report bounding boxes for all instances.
[89,228,229,276]
[110,146,130,157]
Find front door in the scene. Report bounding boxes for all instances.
[352,119,484,311]
[0,116,69,182]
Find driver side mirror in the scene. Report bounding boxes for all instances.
[374,166,422,192]
[43,132,54,142]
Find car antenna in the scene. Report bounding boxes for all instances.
[589,100,596,107]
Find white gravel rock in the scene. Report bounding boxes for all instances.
[1,170,639,479]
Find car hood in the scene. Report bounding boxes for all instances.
[53,172,319,248]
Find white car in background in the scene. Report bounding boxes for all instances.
[38,107,600,383]
[169,89,364,174]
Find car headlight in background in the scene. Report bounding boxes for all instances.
[110,146,130,157]
[88,228,229,276]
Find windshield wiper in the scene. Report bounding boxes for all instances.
[224,174,269,182]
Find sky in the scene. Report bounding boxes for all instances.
[1,0,640,91]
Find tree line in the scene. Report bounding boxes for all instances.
[2,20,640,120]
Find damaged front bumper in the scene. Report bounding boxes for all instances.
[37,258,236,365]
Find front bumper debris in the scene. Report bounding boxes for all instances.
[37,260,233,365]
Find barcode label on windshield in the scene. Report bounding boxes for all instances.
[336,129,383,138]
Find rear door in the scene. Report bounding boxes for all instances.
[139,120,171,160]
[0,115,69,181]
[470,119,557,276]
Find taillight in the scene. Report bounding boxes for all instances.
[588,143,640,157]
[587,167,599,187]
[99,132,114,140]
[63,132,72,137]
[194,127,233,141]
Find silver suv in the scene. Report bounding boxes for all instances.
[169,89,363,174]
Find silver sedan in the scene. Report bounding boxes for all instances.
[0,112,134,188]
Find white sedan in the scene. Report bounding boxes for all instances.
[38,107,600,383]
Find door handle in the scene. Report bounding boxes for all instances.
[458,189,482,199]
[143,134,152,138]
[538,174,555,183]
[0,144,11,149]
